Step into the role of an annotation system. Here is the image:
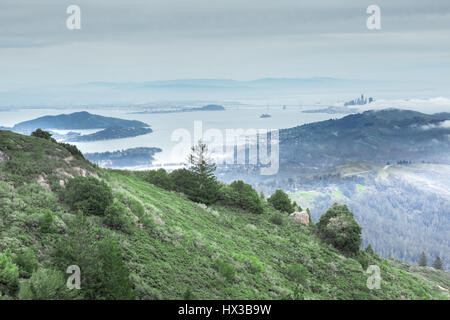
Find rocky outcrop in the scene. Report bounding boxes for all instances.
[289,210,309,225]
[0,150,9,163]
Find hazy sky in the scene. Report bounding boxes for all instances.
[1,0,450,91]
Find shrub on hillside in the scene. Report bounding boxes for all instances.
[170,168,198,195]
[31,129,56,142]
[53,214,136,300]
[104,202,132,233]
[365,244,375,255]
[14,248,37,278]
[218,181,263,214]
[39,209,54,233]
[214,259,235,283]
[0,250,20,296]
[267,189,295,213]
[58,143,85,159]
[142,168,174,190]
[170,168,219,204]
[316,203,362,256]
[95,238,136,300]
[19,268,77,300]
[61,176,113,216]
[286,263,309,286]
[355,251,369,270]
[269,213,285,225]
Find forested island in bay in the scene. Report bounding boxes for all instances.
[84,147,162,167]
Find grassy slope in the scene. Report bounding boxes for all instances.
[104,171,450,300]
[0,130,449,300]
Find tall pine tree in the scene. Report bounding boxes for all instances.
[187,140,219,204]
[418,251,427,267]
[432,256,443,270]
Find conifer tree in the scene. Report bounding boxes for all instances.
[188,140,216,186]
[187,140,219,204]
[365,244,375,255]
[418,251,427,267]
[432,256,443,270]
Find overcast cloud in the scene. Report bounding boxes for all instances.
[1,0,449,94]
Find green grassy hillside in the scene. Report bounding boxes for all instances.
[0,130,449,300]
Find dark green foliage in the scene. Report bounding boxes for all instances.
[286,263,309,286]
[306,208,313,225]
[316,203,362,255]
[365,244,375,255]
[61,176,113,216]
[183,287,196,300]
[39,209,54,233]
[418,251,427,267]
[19,268,76,300]
[432,256,443,270]
[0,250,19,296]
[104,202,131,233]
[14,248,37,278]
[142,168,174,190]
[58,143,85,159]
[186,140,220,204]
[171,168,219,204]
[269,213,285,225]
[214,259,235,283]
[218,180,264,214]
[53,214,99,299]
[31,129,56,142]
[355,252,369,270]
[292,201,302,212]
[267,189,295,213]
[95,238,136,300]
[53,214,135,300]
[170,168,198,196]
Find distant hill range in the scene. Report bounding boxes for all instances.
[279,108,450,170]
[130,104,225,114]
[4,111,152,142]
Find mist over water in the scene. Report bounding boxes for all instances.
[0,104,348,166]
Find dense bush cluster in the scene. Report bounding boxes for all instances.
[53,214,135,300]
[19,268,75,300]
[61,176,113,216]
[316,203,362,255]
[141,168,174,190]
[14,248,37,278]
[218,181,263,214]
[31,129,56,142]
[0,250,20,296]
[103,202,132,233]
[267,189,295,213]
